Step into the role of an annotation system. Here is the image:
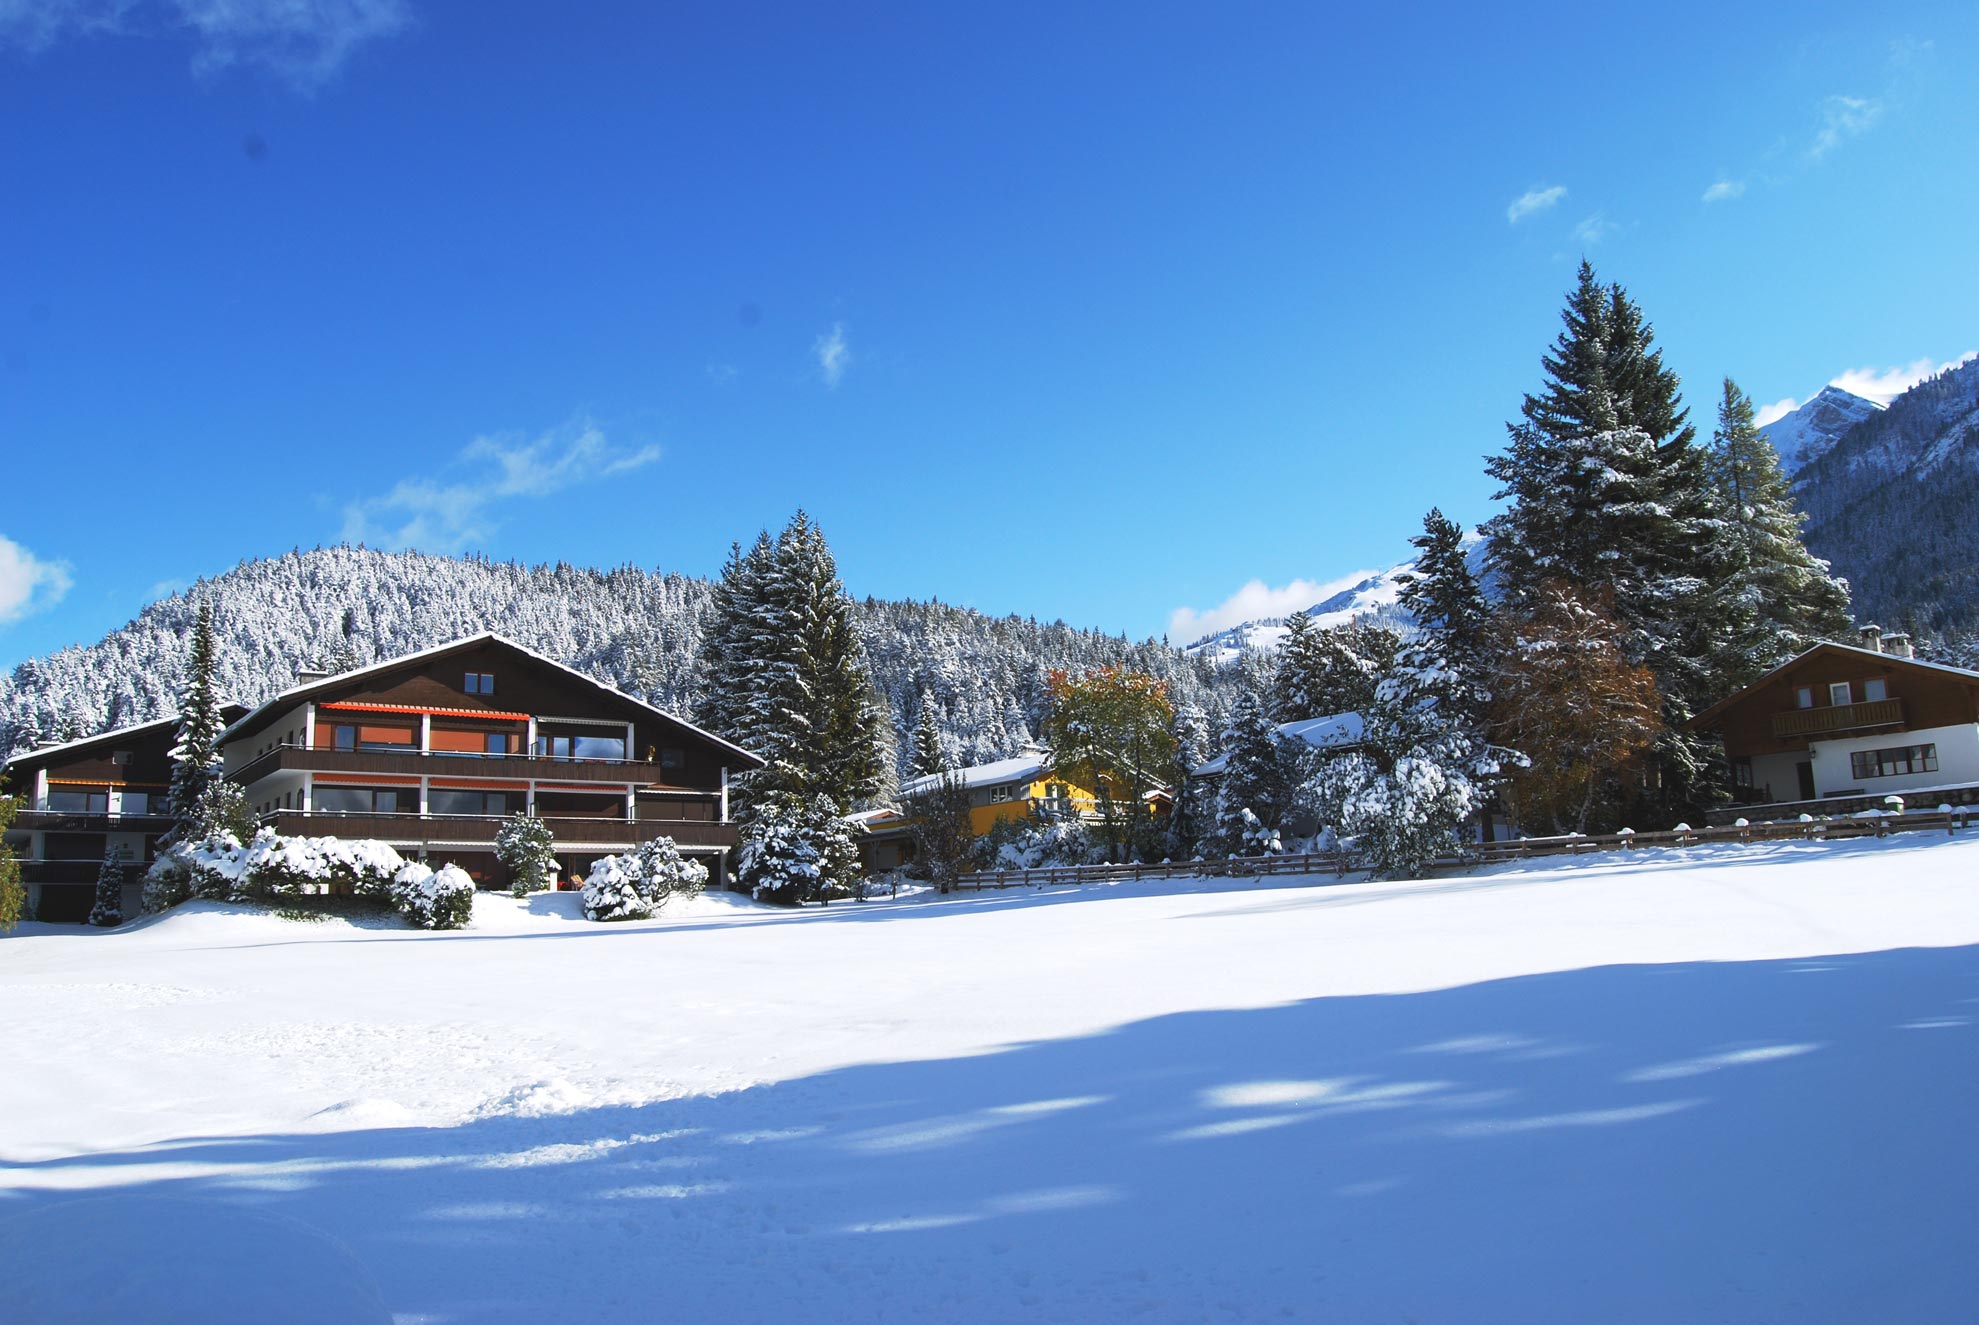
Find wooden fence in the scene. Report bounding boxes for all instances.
[952,805,1975,892]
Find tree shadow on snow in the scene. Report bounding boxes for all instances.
[3,943,1977,1324]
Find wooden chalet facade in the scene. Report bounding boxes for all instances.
[1,706,246,922]
[1688,632,1979,822]
[217,633,764,890]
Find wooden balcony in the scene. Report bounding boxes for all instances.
[1770,697,1905,740]
[260,810,738,851]
[229,743,715,795]
[8,810,175,834]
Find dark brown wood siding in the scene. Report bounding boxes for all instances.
[1709,650,1979,759]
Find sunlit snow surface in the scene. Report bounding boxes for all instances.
[5,836,1978,1322]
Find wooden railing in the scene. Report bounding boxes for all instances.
[1771,697,1903,739]
[257,810,738,850]
[952,807,1974,891]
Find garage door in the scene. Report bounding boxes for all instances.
[35,885,93,924]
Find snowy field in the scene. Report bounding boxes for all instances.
[5,835,1979,1323]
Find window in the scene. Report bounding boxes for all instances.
[429,789,511,816]
[659,747,685,771]
[574,735,625,761]
[1795,686,1814,709]
[118,790,151,815]
[333,725,356,751]
[46,790,108,813]
[314,786,403,814]
[1849,744,1938,780]
[536,734,573,759]
[1731,759,1753,790]
[1864,678,1888,703]
[464,672,495,695]
[486,733,510,756]
[1828,682,1851,706]
[988,784,1011,803]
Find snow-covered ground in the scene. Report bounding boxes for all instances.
[5,835,1978,1323]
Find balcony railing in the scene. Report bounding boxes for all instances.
[9,809,175,833]
[229,742,715,792]
[1770,697,1905,740]
[256,810,738,850]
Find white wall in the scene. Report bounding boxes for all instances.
[1747,751,1809,803]
[1809,723,1979,799]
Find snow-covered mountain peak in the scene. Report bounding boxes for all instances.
[1760,385,1882,474]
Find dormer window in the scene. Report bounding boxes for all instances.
[464,672,495,695]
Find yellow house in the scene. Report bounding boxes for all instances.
[854,749,1111,872]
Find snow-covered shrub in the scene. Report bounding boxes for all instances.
[581,835,709,921]
[144,831,403,911]
[88,845,128,927]
[494,813,559,898]
[1330,745,1486,879]
[141,851,194,913]
[738,794,857,905]
[391,862,475,930]
[973,815,1108,871]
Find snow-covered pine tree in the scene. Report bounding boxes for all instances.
[1708,378,1853,682]
[1164,702,1211,859]
[908,695,951,778]
[1271,619,1398,724]
[695,535,778,749]
[0,796,26,931]
[763,512,887,810]
[1329,508,1509,877]
[167,599,225,846]
[89,843,128,927]
[1482,262,1727,821]
[737,791,858,905]
[494,813,559,897]
[1213,685,1293,856]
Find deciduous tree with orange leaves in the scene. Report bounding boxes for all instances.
[1039,666,1178,862]
[1488,582,1663,835]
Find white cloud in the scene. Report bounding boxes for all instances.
[1701,178,1745,204]
[1810,94,1883,160]
[0,534,74,625]
[1830,351,1978,406]
[1753,397,1800,428]
[1571,213,1617,246]
[814,322,851,388]
[1506,185,1566,224]
[1167,570,1378,646]
[0,0,409,90]
[146,577,190,601]
[340,416,661,552]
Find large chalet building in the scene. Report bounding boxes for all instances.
[1688,628,1979,821]
[3,634,764,919]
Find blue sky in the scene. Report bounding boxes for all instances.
[3,1,1976,669]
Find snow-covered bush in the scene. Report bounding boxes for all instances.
[143,830,403,910]
[972,815,1108,871]
[494,813,559,898]
[1330,744,1488,879]
[391,862,475,930]
[738,794,857,905]
[88,845,128,927]
[581,835,709,921]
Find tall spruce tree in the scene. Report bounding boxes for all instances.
[1271,619,1397,723]
[167,599,225,845]
[1708,378,1853,681]
[1213,684,1293,855]
[1392,509,1491,732]
[908,695,950,779]
[1482,262,1729,820]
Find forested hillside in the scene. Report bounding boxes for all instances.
[1796,357,1979,636]
[0,545,1238,770]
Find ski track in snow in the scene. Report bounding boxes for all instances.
[3,835,1978,1322]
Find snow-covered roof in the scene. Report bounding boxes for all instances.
[2,704,249,775]
[218,631,766,768]
[1191,711,1365,779]
[897,752,1051,801]
[1688,640,1979,730]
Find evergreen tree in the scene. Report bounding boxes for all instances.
[494,813,560,897]
[167,599,225,845]
[1213,685,1293,855]
[695,535,777,744]
[89,843,128,927]
[1482,262,1728,820]
[1392,509,1491,732]
[1164,703,1212,860]
[0,796,25,932]
[908,693,950,778]
[1271,619,1397,723]
[1708,377,1853,681]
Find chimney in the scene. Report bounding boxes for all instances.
[1859,624,1884,654]
[1883,632,1914,660]
[294,664,331,685]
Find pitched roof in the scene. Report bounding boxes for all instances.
[1687,641,1979,730]
[1191,710,1365,779]
[218,632,766,768]
[897,751,1050,801]
[3,704,251,776]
